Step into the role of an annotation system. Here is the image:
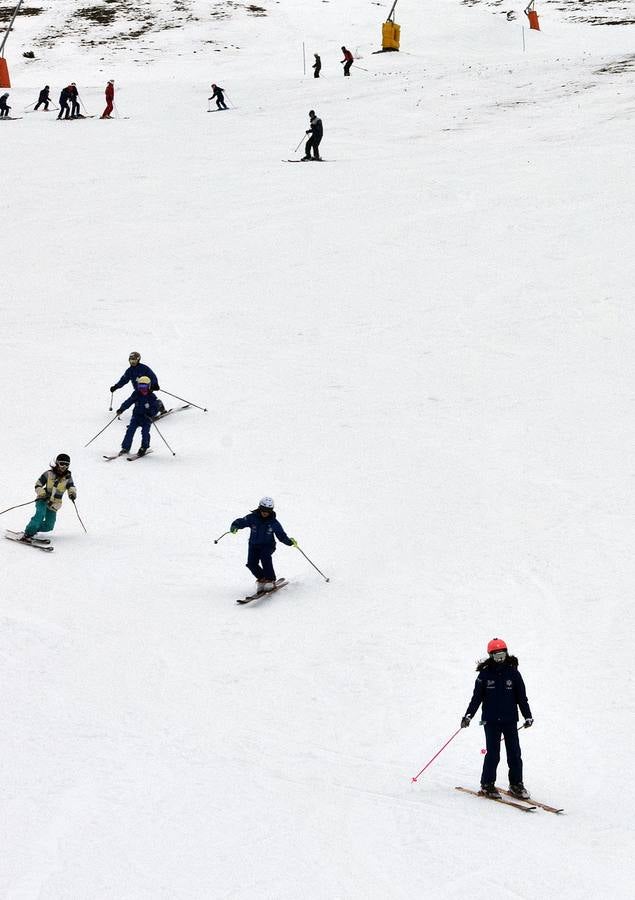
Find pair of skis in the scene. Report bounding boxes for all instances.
[455,786,563,814]
[103,449,153,462]
[237,578,288,605]
[5,529,54,552]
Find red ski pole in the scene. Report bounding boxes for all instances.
[411,728,462,783]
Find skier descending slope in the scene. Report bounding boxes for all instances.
[110,351,165,414]
[15,453,77,542]
[461,638,534,800]
[116,376,160,457]
[231,497,297,594]
[302,110,323,161]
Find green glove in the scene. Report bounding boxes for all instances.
[290,538,298,547]
[231,528,238,534]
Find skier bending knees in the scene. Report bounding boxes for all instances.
[231,496,296,591]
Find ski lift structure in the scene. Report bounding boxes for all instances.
[0,0,25,87]
[381,0,401,52]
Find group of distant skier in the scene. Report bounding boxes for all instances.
[0,80,116,120]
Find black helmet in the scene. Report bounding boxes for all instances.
[309,109,315,117]
[55,453,71,467]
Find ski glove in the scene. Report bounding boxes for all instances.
[230,528,238,534]
[68,489,77,501]
[524,718,533,728]
[116,408,123,416]
[461,715,471,728]
[109,385,117,393]
[290,538,298,547]
[36,490,47,500]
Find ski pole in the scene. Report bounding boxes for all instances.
[84,414,120,447]
[23,101,36,111]
[293,132,307,153]
[151,419,176,456]
[160,389,208,412]
[411,728,462,782]
[295,545,330,582]
[80,97,91,116]
[213,530,231,544]
[109,390,114,411]
[72,500,87,533]
[0,499,35,516]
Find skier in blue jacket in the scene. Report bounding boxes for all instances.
[231,497,297,592]
[115,376,160,456]
[110,351,165,414]
[461,638,533,800]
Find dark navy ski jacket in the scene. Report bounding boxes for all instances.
[231,510,293,550]
[117,390,160,422]
[464,657,532,725]
[112,363,160,393]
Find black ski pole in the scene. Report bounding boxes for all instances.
[24,101,36,111]
[109,390,114,411]
[72,500,87,533]
[151,419,176,455]
[0,499,35,516]
[295,545,330,582]
[85,414,120,447]
[293,132,307,153]
[160,389,208,412]
[214,530,231,544]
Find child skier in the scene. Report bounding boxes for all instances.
[115,376,160,457]
[18,453,77,541]
[0,93,11,118]
[461,638,534,800]
[231,497,296,592]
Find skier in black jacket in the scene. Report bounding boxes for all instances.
[34,86,50,111]
[58,86,71,120]
[312,53,321,78]
[461,638,533,800]
[302,110,323,161]
[0,93,10,118]
[209,84,228,110]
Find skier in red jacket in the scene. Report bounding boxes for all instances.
[101,80,115,119]
[341,46,353,76]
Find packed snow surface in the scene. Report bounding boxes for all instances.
[1,0,634,897]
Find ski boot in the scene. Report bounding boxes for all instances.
[480,783,502,799]
[137,447,147,457]
[509,782,530,800]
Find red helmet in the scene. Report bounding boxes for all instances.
[487,638,507,654]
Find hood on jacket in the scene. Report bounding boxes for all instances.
[476,654,519,672]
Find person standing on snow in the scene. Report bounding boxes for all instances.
[340,46,353,76]
[115,376,160,457]
[18,453,77,542]
[302,110,323,161]
[230,497,297,593]
[461,638,534,800]
[312,53,322,78]
[58,85,71,120]
[209,84,228,110]
[34,85,50,111]
[110,351,165,413]
[101,80,115,119]
[68,83,80,118]
[0,93,11,118]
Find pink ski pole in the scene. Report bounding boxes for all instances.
[411,727,462,782]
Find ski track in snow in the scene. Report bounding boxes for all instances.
[1,1,634,897]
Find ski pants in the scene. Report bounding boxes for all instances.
[25,500,57,537]
[343,60,352,76]
[35,100,49,110]
[305,135,322,159]
[215,97,227,109]
[246,545,276,581]
[71,100,80,117]
[481,722,523,786]
[0,107,9,118]
[102,101,113,117]
[58,100,69,119]
[122,414,151,452]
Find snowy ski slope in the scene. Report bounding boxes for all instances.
[1,0,634,897]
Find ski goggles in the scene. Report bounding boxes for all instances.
[491,651,507,662]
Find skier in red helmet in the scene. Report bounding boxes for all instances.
[461,638,534,800]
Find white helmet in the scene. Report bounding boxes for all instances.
[258,496,274,509]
